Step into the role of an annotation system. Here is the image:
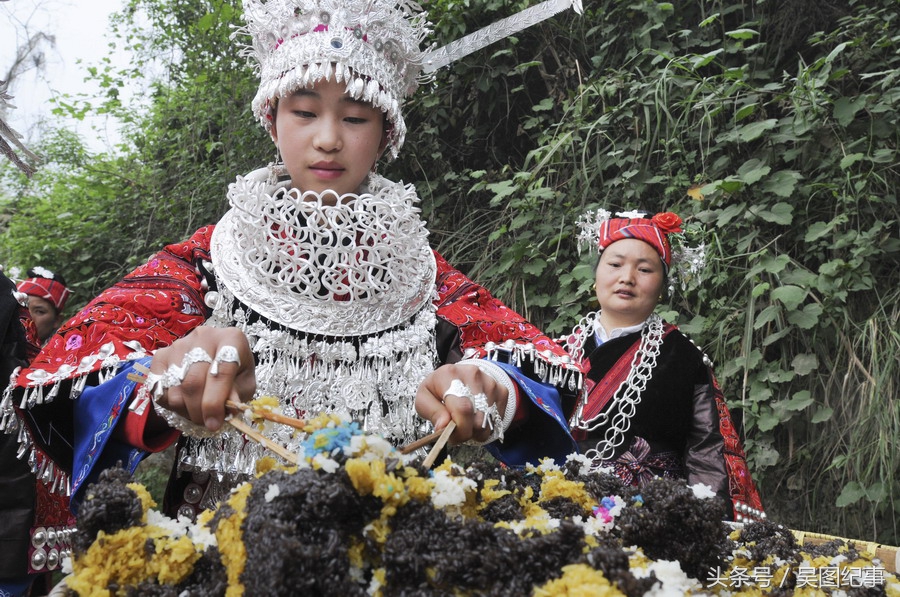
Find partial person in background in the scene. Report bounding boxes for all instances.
[16,267,71,346]
[419,209,764,522]
[0,268,52,597]
[2,63,71,597]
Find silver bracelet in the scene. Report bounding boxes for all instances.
[458,358,518,442]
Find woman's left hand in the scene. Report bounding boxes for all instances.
[415,363,509,445]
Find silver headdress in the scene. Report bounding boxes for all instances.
[238,0,431,159]
[237,0,583,159]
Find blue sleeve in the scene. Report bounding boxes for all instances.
[483,360,578,467]
[70,359,150,514]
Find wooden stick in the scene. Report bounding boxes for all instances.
[421,421,456,469]
[226,400,307,430]
[226,416,299,465]
[127,361,153,384]
[400,428,445,455]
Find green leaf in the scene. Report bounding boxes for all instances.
[785,390,813,411]
[839,152,865,169]
[725,28,758,40]
[811,407,833,424]
[751,282,770,298]
[756,254,791,275]
[753,305,781,329]
[761,328,791,347]
[757,411,781,432]
[698,13,720,27]
[787,304,823,329]
[716,203,746,228]
[771,285,806,310]
[804,221,832,242]
[870,148,896,163]
[866,482,888,503]
[761,170,802,197]
[486,180,518,203]
[521,258,546,276]
[833,96,867,127]
[197,12,216,32]
[737,158,770,185]
[736,119,777,142]
[836,482,866,508]
[691,49,724,68]
[819,259,846,277]
[532,98,555,112]
[733,103,757,122]
[757,202,793,225]
[791,353,818,376]
[717,178,744,193]
[824,41,849,64]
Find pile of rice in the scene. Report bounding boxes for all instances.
[64,414,900,596]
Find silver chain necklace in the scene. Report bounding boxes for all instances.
[567,312,665,464]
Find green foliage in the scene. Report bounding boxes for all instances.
[1,0,898,545]
[400,0,900,542]
[0,0,268,310]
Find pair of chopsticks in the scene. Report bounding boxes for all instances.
[400,421,456,468]
[128,362,452,468]
[128,363,303,465]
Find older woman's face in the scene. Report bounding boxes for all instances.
[594,238,665,327]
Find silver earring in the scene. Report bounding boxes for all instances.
[267,149,287,185]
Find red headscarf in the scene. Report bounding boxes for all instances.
[597,212,682,267]
[17,268,71,312]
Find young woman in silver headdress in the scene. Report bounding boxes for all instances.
[0,0,581,560]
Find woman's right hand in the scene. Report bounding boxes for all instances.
[415,362,510,445]
[150,326,256,431]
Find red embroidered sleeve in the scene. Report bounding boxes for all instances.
[432,251,569,360]
[16,227,215,389]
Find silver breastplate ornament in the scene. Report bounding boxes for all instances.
[176,168,439,481]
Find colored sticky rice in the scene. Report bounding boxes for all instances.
[63,415,900,596]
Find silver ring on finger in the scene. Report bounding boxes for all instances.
[442,378,472,401]
[143,371,165,401]
[181,347,213,371]
[469,392,498,430]
[148,363,189,403]
[209,344,241,377]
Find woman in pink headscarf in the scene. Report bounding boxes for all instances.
[16,267,72,345]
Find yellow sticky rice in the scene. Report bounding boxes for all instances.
[533,563,622,596]
[217,481,252,597]
[67,485,202,597]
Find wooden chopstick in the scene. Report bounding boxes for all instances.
[226,400,307,430]
[226,416,299,465]
[131,359,450,468]
[130,361,304,464]
[400,428,445,454]
[421,421,456,469]
[127,362,153,383]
